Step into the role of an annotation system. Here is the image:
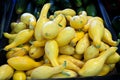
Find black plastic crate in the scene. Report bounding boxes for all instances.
[0,0,120,79]
[100,0,120,39]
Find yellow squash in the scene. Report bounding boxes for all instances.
[56,27,75,47]
[54,8,76,16]
[41,21,59,39]
[29,45,44,59]
[13,71,26,80]
[20,13,36,28]
[70,11,87,30]
[6,47,22,59]
[88,19,104,48]
[54,14,66,31]
[51,69,77,78]
[11,22,27,33]
[78,47,117,77]
[0,64,14,80]
[6,44,30,58]
[4,29,33,51]
[31,61,66,79]
[3,32,17,39]
[45,40,59,66]
[34,3,50,41]
[75,34,90,54]
[7,56,42,71]
[102,28,118,46]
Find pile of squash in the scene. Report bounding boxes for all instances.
[0,3,120,80]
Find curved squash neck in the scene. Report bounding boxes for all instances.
[39,3,51,19]
[98,47,117,61]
